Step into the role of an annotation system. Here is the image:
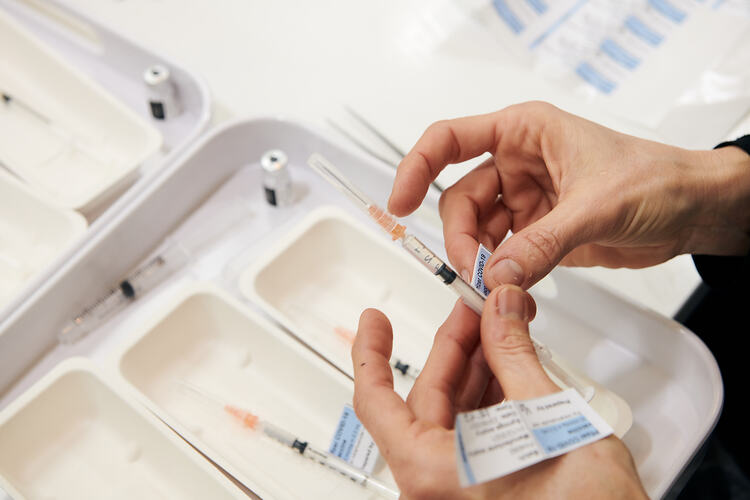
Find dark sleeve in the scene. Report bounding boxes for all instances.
[692,135,750,291]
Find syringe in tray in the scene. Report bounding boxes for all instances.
[307,153,594,401]
[58,201,252,345]
[58,239,191,345]
[333,324,422,380]
[287,303,422,380]
[177,381,400,499]
[0,90,111,169]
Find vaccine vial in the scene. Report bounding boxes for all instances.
[143,64,180,120]
[261,149,293,207]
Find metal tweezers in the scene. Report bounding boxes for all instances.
[327,106,444,193]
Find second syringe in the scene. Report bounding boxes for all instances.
[286,303,422,380]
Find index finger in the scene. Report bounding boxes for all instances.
[352,309,415,454]
[406,300,481,427]
[388,112,502,216]
[439,159,507,279]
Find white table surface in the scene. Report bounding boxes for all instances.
[57,0,750,319]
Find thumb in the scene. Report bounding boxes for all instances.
[484,204,589,290]
[480,285,560,400]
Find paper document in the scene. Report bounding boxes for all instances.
[470,0,750,126]
[455,388,613,486]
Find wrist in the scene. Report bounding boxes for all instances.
[684,146,750,256]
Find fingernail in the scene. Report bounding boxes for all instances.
[497,286,527,321]
[490,259,523,286]
[461,269,470,283]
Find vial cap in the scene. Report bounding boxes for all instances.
[144,64,171,87]
[261,150,288,172]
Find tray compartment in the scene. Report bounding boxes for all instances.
[0,172,86,310]
[118,286,397,499]
[0,359,243,500]
[0,8,162,212]
[241,207,456,397]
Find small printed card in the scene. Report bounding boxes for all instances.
[455,389,612,486]
[471,243,492,297]
[329,404,380,474]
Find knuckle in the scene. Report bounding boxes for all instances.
[425,119,448,138]
[352,391,365,416]
[432,320,473,357]
[432,118,451,131]
[401,477,441,500]
[499,101,560,141]
[502,100,554,119]
[488,327,535,355]
[439,182,458,200]
[426,120,461,160]
[432,322,450,345]
[404,390,418,408]
[352,389,376,421]
[518,227,564,272]
[526,100,556,114]
[443,238,466,267]
[437,186,453,215]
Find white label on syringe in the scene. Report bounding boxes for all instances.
[454,389,612,487]
[329,405,380,474]
[471,244,492,297]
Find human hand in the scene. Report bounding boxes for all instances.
[352,285,647,500]
[388,102,750,289]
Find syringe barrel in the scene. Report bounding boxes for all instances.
[57,241,191,345]
[305,447,366,483]
[448,277,486,316]
[125,242,191,297]
[261,421,297,448]
[58,287,131,344]
[303,445,399,499]
[401,234,448,275]
[401,234,487,314]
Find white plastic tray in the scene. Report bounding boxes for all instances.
[0,0,210,154]
[0,118,721,499]
[0,171,87,311]
[0,0,210,324]
[0,8,162,212]
[114,284,397,499]
[0,357,246,500]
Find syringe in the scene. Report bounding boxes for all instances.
[58,199,253,345]
[178,382,400,499]
[334,324,421,380]
[307,154,594,402]
[1,90,111,167]
[58,240,191,344]
[288,303,422,380]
